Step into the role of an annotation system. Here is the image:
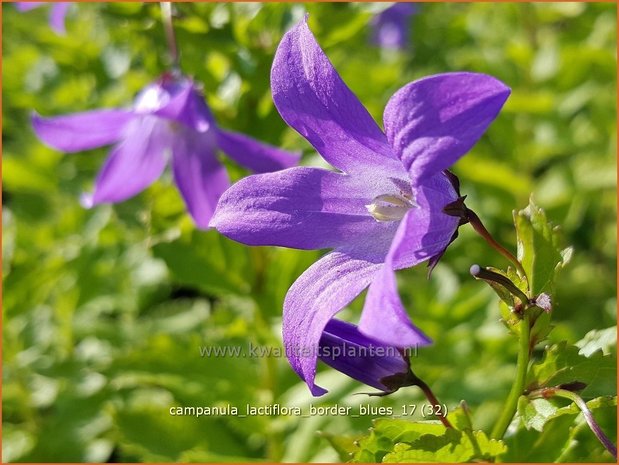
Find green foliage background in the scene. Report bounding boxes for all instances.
[2,2,617,462]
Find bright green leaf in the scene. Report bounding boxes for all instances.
[527,342,616,398]
[514,197,568,295]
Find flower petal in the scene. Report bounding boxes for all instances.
[86,116,170,205]
[49,3,70,35]
[32,109,133,153]
[283,252,381,396]
[359,173,459,345]
[271,16,395,174]
[153,79,213,133]
[384,72,510,185]
[371,3,417,50]
[15,2,44,12]
[210,166,400,258]
[359,262,432,347]
[171,129,230,229]
[319,319,411,393]
[390,172,460,269]
[216,129,300,173]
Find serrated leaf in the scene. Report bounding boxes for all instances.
[517,396,562,431]
[517,395,616,436]
[353,419,445,462]
[380,427,506,463]
[555,397,617,462]
[527,342,617,398]
[382,430,471,463]
[352,417,506,463]
[446,402,474,432]
[318,432,360,462]
[554,395,617,418]
[576,326,617,357]
[507,395,617,462]
[472,430,509,458]
[514,198,566,295]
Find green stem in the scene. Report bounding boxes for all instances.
[491,313,531,439]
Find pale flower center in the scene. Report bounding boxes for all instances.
[366,192,417,222]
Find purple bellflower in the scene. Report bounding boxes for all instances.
[321,319,454,429]
[15,2,71,35]
[32,74,299,229]
[370,3,417,50]
[319,318,415,394]
[211,17,510,395]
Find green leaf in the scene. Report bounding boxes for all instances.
[527,342,616,398]
[576,326,617,356]
[114,404,251,462]
[152,229,252,297]
[484,266,518,308]
[382,429,470,463]
[556,396,618,462]
[517,396,563,431]
[380,427,506,463]
[505,395,616,462]
[529,309,553,345]
[512,395,617,461]
[513,197,570,295]
[353,419,445,462]
[445,401,475,432]
[318,431,360,462]
[352,412,506,463]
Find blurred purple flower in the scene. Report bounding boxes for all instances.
[15,2,71,35]
[210,17,510,395]
[32,75,300,229]
[371,3,417,50]
[319,319,415,394]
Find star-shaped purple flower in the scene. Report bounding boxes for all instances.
[211,17,510,395]
[32,74,300,229]
[371,3,417,50]
[15,2,71,35]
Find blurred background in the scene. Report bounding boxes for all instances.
[2,2,617,462]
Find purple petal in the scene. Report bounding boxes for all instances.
[152,79,213,133]
[384,72,510,185]
[283,252,381,396]
[359,262,432,347]
[319,319,411,392]
[271,16,396,174]
[371,3,417,50]
[210,166,402,259]
[15,2,45,12]
[32,109,134,153]
[49,3,70,35]
[86,116,170,205]
[171,129,230,229]
[133,82,171,113]
[216,129,300,173]
[389,172,460,269]
[359,172,459,345]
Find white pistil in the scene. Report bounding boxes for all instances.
[366,193,416,222]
